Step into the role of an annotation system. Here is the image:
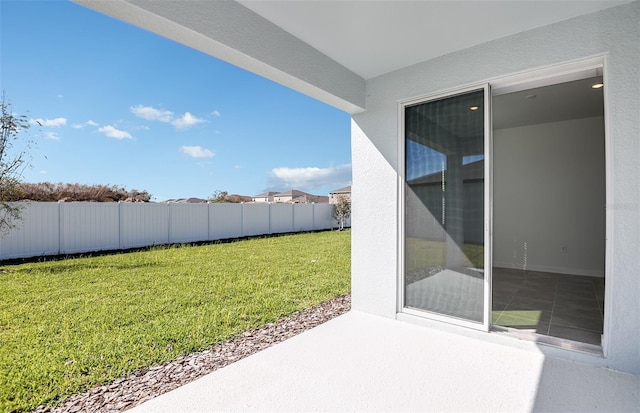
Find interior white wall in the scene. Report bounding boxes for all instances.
[493,116,605,277]
[351,1,639,374]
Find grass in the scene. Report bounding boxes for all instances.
[405,237,484,273]
[0,230,351,413]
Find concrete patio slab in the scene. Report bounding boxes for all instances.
[129,311,639,412]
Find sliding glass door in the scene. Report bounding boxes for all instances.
[402,85,491,329]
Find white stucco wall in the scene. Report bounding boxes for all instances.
[351,2,639,374]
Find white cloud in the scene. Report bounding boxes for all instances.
[31,117,67,127]
[269,164,352,191]
[130,105,173,122]
[44,132,60,140]
[172,112,206,129]
[98,125,132,140]
[179,145,215,158]
[57,94,64,98]
[211,110,221,117]
[72,120,99,129]
[130,105,206,130]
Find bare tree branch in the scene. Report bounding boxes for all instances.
[0,92,33,236]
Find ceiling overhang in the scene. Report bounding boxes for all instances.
[239,0,631,80]
[73,0,367,114]
[73,0,631,115]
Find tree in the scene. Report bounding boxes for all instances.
[333,195,351,231]
[207,190,250,203]
[12,182,152,202]
[0,94,33,235]
[209,190,229,203]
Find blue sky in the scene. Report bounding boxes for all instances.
[0,1,351,201]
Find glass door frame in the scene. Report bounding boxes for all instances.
[397,83,493,332]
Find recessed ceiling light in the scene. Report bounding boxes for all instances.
[592,83,604,89]
[469,106,479,111]
[526,94,537,99]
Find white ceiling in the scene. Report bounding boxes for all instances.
[493,76,604,129]
[239,0,631,79]
[75,0,626,115]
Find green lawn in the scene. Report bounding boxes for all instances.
[0,230,351,413]
[405,237,484,273]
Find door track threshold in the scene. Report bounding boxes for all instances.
[491,326,603,356]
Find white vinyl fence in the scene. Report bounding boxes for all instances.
[0,202,349,260]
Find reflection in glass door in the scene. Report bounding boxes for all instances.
[403,86,490,327]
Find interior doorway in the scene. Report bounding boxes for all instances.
[491,73,606,347]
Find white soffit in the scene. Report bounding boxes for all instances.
[74,0,631,114]
[73,0,367,113]
[239,0,632,79]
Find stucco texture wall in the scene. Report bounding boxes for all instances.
[351,1,639,374]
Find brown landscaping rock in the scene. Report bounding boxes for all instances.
[33,294,350,413]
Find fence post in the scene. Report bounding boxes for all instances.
[240,202,244,237]
[57,200,63,255]
[167,202,171,244]
[118,201,122,249]
[207,201,211,241]
[268,202,272,234]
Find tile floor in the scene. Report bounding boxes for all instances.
[492,268,604,345]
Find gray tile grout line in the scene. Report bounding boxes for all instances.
[546,277,559,336]
[492,269,519,326]
[549,278,604,340]
[594,279,605,321]
[525,277,553,336]
[551,322,603,334]
[493,270,603,342]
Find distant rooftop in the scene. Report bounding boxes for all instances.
[161,197,208,203]
[329,186,351,194]
[274,189,310,197]
[253,191,279,198]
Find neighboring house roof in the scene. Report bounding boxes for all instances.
[408,160,484,186]
[292,195,330,204]
[253,191,278,198]
[253,190,327,203]
[258,190,329,203]
[329,186,351,194]
[161,197,208,203]
[274,190,309,198]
